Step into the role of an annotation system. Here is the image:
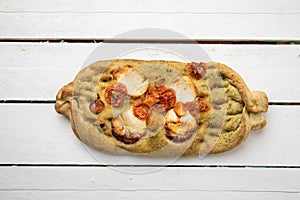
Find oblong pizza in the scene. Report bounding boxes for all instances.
[55,59,268,157]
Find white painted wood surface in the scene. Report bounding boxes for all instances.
[1,1,300,199]
[1,167,300,191]
[1,43,300,102]
[0,104,299,166]
[0,0,300,40]
[1,13,299,40]
[2,0,300,13]
[1,191,299,200]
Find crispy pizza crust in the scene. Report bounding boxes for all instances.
[55,59,268,157]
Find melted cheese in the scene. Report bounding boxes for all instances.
[115,66,149,98]
[112,108,147,137]
[170,76,197,103]
[165,108,197,135]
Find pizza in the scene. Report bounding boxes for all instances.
[55,59,268,157]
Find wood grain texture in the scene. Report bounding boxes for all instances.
[1,166,299,192]
[0,43,300,102]
[2,0,300,13]
[1,191,299,200]
[0,104,298,166]
[1,1,299,197]
[1,0,299,40]
[1,12,299,40]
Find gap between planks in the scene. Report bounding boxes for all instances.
[0,164,300,169]
[0,39,299,44]
[0,190,299,200]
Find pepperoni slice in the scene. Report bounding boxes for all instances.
[150,84,166,98]
[141,89,158,107]
[187,62,206,80]
[153,89,176,112]
[142,84,176,112]
[161,89,176,110]
[153,96,168,112]
[89,99,105,114]
[104,82,127,107]
[133,103,150,120]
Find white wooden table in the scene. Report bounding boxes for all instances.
[1,0,300,199]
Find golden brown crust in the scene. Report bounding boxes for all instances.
[211,62,268,113]
[55,59,268,157]
[55,81,73,119]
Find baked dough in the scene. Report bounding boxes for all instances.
[55,59,268,157]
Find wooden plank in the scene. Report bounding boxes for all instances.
[0,191,299,200]
[1,43,300,102]
[2,0,300,13]
[0,166,300,192]
[0,13,299,40]
[0,104,299,166]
